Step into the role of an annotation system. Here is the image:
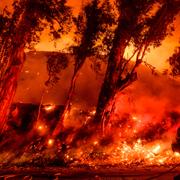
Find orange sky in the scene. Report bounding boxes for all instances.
[0,0,180,70]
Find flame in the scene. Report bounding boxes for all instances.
[174,152,180,157]
[1,104,179,167]
[64,138,180,167]
[152,144,161,154]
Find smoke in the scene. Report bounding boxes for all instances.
[110,66,180,143]
[1,52,178,166]
[14,52,180,142]
[14,52,103,107]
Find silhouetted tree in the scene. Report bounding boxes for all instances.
[168,47,180,77]
[0,0,71,134]
[46,53,69,86]
[94,0,180,133]
[52,0,116,137]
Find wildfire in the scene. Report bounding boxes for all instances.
[66,138,180,167]
[1,104,179,168]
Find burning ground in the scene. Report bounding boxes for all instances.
[0,52,180,175]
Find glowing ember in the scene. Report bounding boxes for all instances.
[93,141,98,146]
[132,116,138,121]
[1,102,179,168]
[25,70,29,73]
[47,139,54,147]
[38,125,43,130]
[64,137,180,167]
[132,115,141,123]
[36,122,48,134]
[44,104,56,112]
[90,110,96,115]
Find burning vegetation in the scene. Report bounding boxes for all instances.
[0,0,180,178]
[0,94,180,168]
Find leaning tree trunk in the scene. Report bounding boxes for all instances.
[52,60,85,137]
[53,18,132,137]
[93,0,147,130]
[94,19,129,118]
[0,46,25,134]
[93,0,178,131]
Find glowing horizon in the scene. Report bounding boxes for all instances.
[0,0,180,70]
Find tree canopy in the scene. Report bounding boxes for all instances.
[168,47,180,77]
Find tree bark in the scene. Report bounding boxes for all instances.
[0,2,29,134]
[94,17,131,126]
[52,69,80,137]
[53,39,88,138]
[0,46,25,134]
[52,49,88,137]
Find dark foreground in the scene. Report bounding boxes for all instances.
[0,166,180,180]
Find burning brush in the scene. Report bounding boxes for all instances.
[1,103,180,168]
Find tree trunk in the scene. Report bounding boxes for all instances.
[93,17,131,128]
[52,39,88,137]
[0,46,25,134]
[0,4,30,134]
[52,69,80,137]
